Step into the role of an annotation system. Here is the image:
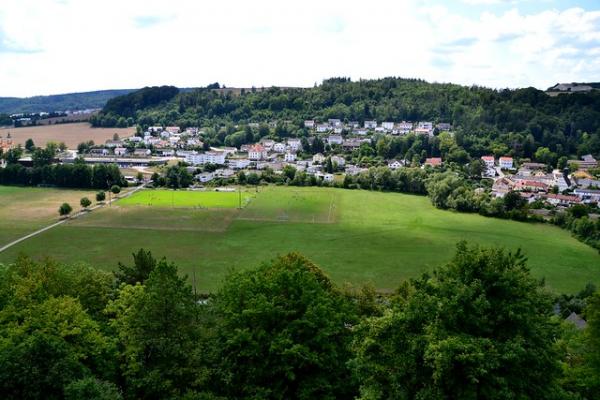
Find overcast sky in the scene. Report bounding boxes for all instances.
[0,0,599,97]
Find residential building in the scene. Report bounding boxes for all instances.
[165,126,180,134]
[284,152,296,162]
[327,135,343,145]
[331,155,346,167]
[382,121,394,131]
[481,156,495,168]
[229,158,251,169]
[273,143,286,153]
[313,153,326,163]
[248,144,268,160]
[424,157,442,167]
[388,160,404,170]
[304,120,315,128]
[287,138,302,152]
[114,147,128,156]
[316,124,330,133]
[186,151,226,165]
[195,172,214,183]
[133,149,151,157]
[328,119,342,127]
[436,122,452,131]
[364,120,377,129]
[499,156,513,169]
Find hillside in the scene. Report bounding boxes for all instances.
[0,89,136,114]
[91,77,600,161]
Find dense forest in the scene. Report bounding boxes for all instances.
[0,245,598,399]
[91,78,600,160]
[0,89,137,114]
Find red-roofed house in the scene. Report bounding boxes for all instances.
[248,144,268,160]
[424,157,442,167]
[515,180,548,192]
[481,156,495,168]
[544,193,581,206]
[499,156,514,169]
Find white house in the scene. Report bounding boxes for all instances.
[364,120,377,129]
[114,147,128,156]
[388,160,404,170]
[481,156,495,168]
[316,172,334,182]
[382,122,394,131]
[273,143,286,153]
[248,144,268,160]
[195,172,214,183]
[331,155,346,167]
[133,148,151,157]
[304,120,315,128]
[499,156,513,169]
[328,119,342,127]
[186,151,225,165]
[312,153,326,163]
[165,126,180,134]
[287,138,302,152]
[397,121,413,133]
[327,135,343,145]
[229,158,251,169]
[284,152,296,162]
[316,124,330,133]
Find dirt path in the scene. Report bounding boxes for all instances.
[0,184,146,254]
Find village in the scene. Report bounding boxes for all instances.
[32,117,598,210]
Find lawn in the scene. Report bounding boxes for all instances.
[118,189,253,209]
[0,186,598,294]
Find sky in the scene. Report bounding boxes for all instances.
[0,0,599,97]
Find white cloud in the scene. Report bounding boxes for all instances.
[0,0,598,96]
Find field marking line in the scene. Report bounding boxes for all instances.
[0,183,146,254]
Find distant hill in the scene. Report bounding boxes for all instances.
[0,89,137,114]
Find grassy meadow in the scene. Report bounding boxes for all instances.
[0,186,98,246]
[0,185,598,293]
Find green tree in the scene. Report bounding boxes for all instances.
[64,377,122,400]
[115,248,157,285]
[110,185,121,195]
[80,197,91,209]
[96,191,106,202]
[59,202,73,217]
[212,253,357,399]
[351,242,564,400]
[108,259,203,399]
[24,138,35,152]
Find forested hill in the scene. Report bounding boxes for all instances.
[92,77,600,159]
[0,89,136,114]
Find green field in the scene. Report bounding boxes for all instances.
[0,186,98,246]
[119,189,252,208]
[1,186,599,293]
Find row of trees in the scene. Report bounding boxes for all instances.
[0,244,598,399]
[0,160,126,189]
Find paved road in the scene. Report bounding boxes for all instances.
[0,184,146,254]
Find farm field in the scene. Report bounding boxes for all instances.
[0,186,599,293]
[0,122,134,148]
[0,186,98,246]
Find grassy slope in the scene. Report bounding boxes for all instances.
[0,186,598,293]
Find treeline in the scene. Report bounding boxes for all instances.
[0,89,136,114]
[0,245,598,399]
[90,86,179,127]
[0,161,125,189]
[93,77,600,160]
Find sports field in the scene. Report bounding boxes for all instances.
[118,189,253,208]
[0,186,599,293]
